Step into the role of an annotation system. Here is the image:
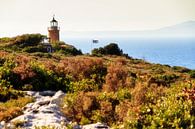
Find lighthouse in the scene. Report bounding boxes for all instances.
[48,16,60,43]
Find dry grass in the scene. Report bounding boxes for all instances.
[0,97,33,122]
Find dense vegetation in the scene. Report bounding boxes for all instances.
[0,34,194,128]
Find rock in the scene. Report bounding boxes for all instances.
[23,103,34,111]
[39,91,56,96]
[11,113,34,123]
[38,104,59,113]
[82,122,109,129]
[35,99,50,106]
[50,90,65,104]
[25,103,34,109]
[32,109,39,113]
[0,121,5,126]
[0,121,5,128]
[53,90,65,98]
[25,91,36,96]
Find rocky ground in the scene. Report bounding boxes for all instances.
[0,91,109,129]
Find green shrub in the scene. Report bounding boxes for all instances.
[31,52,52,58]
[0,34,49,54]
[53,42,82,56]
[92,47,105,56]
[0,80,15,102]
[104,43,123,55]
[173,66,191,73]
[116,88,131,101]
[29,62,70,91]
[148,74,179,87]
[92,43,123,56]
[12,34,45,47]
[69,79,99,92]
[139,84,195,129]
[80,116,91,125]
[0,58,6,66]
[0,58,23,90]
[189,70,195,78]
[22,45,47,53]
[0,37,12,43]
[140,96,194,128]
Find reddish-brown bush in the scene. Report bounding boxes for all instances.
[56,57,106,81]
[0,51,9,58]
[13,55,35,80]
[103,63,129,92]
[62,92,99,123]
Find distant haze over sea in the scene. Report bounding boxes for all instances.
[62,21,195,69]
[61,21,195,38]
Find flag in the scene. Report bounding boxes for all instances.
[92,39,99,44]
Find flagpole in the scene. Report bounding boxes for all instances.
[91,40,93,54]
[91,39,99,54]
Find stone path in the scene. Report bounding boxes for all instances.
[1,91,68,129]
[0,91,109,129]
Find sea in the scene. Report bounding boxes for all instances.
[62,37,195,69]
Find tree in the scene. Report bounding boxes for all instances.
[104,43,123,56]
[92,43,123,56]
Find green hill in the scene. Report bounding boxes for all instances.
[0,34,82,55]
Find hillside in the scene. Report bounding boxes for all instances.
[0,34,194,128]
[0,34,82,56]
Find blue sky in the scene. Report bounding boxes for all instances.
[0,0,195,37]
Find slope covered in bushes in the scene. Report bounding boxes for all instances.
[61,57,195,128]
[0,35,194,128]
[0,49,194,128]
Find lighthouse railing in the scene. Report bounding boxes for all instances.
[48,27,60,30]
